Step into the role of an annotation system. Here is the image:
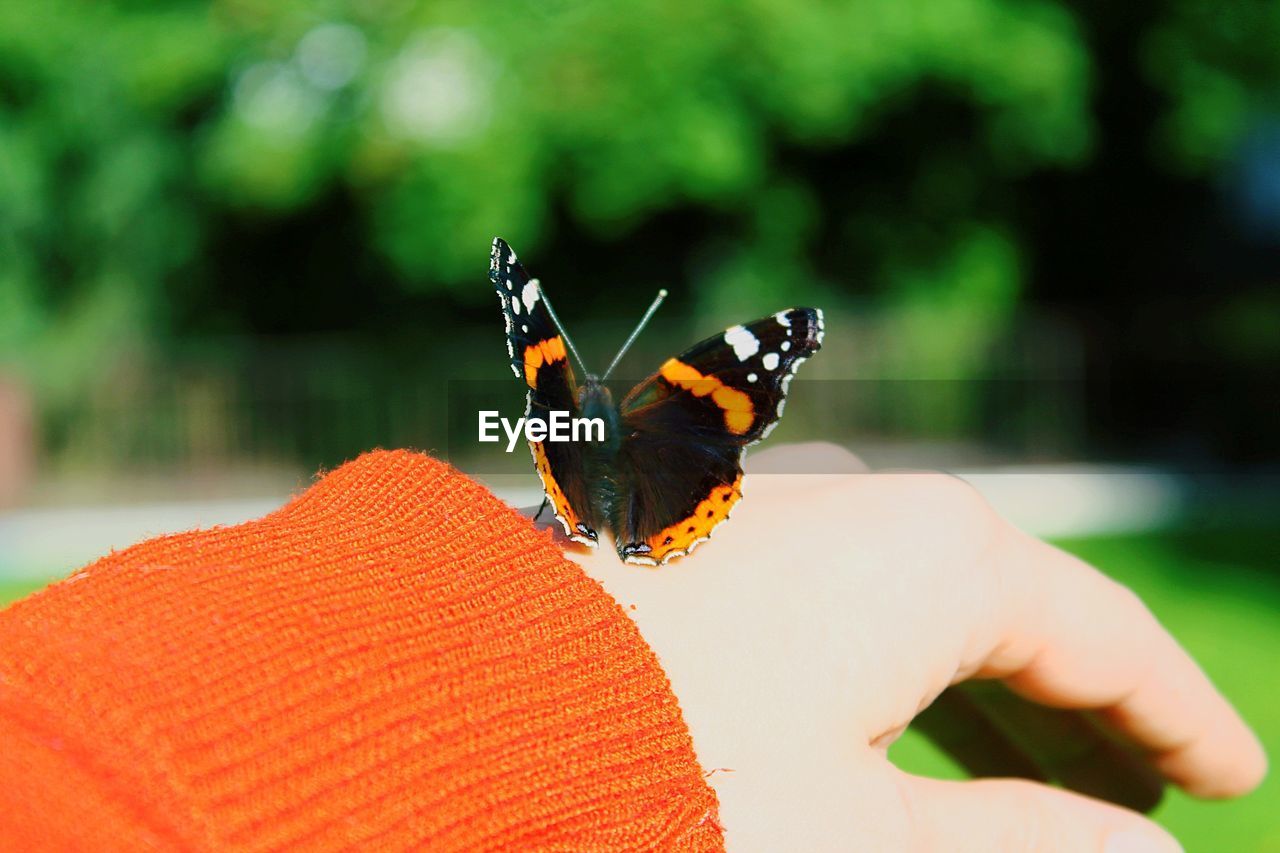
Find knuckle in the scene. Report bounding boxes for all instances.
[904,472,999,549]
[913,470,988,511]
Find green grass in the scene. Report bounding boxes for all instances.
[0,578,53,605]
[893,524,1280,852]
[3,526,1277,849]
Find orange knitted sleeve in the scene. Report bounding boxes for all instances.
[0,450,723,851]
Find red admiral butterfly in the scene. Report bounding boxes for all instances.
[490,238,823,565]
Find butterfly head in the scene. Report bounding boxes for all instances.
[577,378,616,425]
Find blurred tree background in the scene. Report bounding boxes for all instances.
[2,0,1277,474]
[1,2,1278,847]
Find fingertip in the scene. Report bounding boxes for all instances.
[1234,733,1269,795]
[1218,722,1268,796]
[1161,725,1268,799]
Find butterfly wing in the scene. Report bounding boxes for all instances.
[490,238,600,546]
[610,307,824,564]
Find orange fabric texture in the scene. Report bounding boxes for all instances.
[0,450,723,851]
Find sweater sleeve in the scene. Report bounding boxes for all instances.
[0,449,723,851]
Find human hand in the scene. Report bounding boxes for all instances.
[563,443,1266,851]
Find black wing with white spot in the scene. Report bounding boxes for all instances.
[489,238,601,547]
[608,307,823,564]
[618,307,824,445]
[489,238,565,389]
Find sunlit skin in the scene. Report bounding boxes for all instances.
[553,443,1266,852]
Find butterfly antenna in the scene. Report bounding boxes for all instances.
[601,289,668,381]
[536,281,590,375]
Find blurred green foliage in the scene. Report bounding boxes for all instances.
[1144,0,1280,171]
[3,0,1277,409]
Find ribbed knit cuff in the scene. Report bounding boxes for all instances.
[0,450,723,851]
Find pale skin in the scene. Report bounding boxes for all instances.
[555,443,1267,852]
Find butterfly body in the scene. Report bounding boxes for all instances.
[490,238,823,565]
[571,377,620,540]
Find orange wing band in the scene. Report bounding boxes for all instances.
[530,440,583,533]
[523,336,568,388]
[659,359,755,435]
[644,474,743,563]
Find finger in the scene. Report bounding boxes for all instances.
[935,681,1165,813]
[973,523,1267,798]
[909,684,1050,782]
[899,771,1182,853]
[745,441,869,474]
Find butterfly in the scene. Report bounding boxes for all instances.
[489,237,823,565]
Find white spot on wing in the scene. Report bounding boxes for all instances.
[510,295,521,315]
[781,341,791,352]
[724,325,760,361]
[751,310,821,445]
[521,323,528,333]
[494,279,517,375]
[747,372,757,383]
[762,352,780,371]
[521,280,540,312]
[775,311,791,327]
